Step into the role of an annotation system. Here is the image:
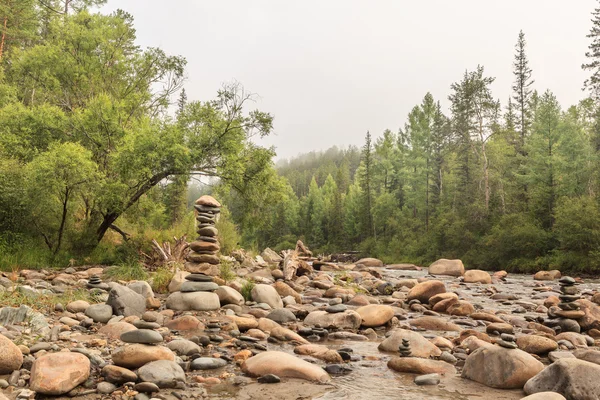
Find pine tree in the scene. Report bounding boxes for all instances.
[359,131,374,239]
[583,1,600,101]
[177,88,187,115]
[512,30,534,152]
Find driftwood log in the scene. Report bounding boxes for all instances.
[142,235,189,269]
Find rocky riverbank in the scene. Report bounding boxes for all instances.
[1,255,600,400]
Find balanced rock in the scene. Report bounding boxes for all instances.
[241,351,331,382]
[524,358,600,399]
[195,195,221,208]
[462,345,544,389]
[428,259,464,277]
[388,357,456,375]
[0,334,23,374]
[180,281,219,292]
[29,352,90,395]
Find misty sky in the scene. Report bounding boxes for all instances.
[103,0,596,159]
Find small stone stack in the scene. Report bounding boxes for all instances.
[87,275,109,290]
[497,333,517,349]
[544,276,584,333]
[165,272,221,311]
[186,195,221,275]
[399,339,412,357]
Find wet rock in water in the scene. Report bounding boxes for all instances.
[138,360,186,388]
[294,344,343,363]
[120,329,164,344]
[407,280,446,303]
[524,358,600,399]
[0,334,23,374]
[29,352,90,395]
[378,329,442,358]
[102,365,138,384]
[517,335,558,354]
[428,259,464,277]
[106,283,146,317]
[251,284,284,309]
[112,344,175,369]
[388,357,456,375]
[414,373,441,385]
[463,269,492,284]
[215,286,245,306]
[242,351,331,383]
[462,345,544,389]
[303,310,362,330]
[191,357,228,370]
[355,304,394,327]
[165,291,220,311]
[257,374,281,384]
[84,303,113,323]
[324,364,352,375]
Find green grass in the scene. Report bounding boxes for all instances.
[220,260,237,283]
[104,260,149,281]
[241,280,255,302]
[151,266,175,293]
[0,287,103,314]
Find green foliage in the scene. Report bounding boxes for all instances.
[219,260,236,283]
[151,267,175,294]
[104,260,149,281]
[240,280,255,302]
[216,207,240,255]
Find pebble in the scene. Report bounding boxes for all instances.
[120,329,164,344]
[325,304,347,313]
[97,382,117,394]
[190,357,228,370]
[414,373,441,385]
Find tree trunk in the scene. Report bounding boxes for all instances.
[0,11,8,61]
[55,187,70,255]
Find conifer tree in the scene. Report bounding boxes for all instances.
[512,30,534,152]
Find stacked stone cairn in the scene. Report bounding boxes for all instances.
[399,339,412,357]
[544,276,583,333]
[186,195,221,274]
[87,275,109,290]
[497,333,517,349]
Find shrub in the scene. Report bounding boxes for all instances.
[151,266,175,293]
[240,280,255,302]
[219,260,236,283]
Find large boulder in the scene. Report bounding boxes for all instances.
[0,334,22,374]
[303,310,362,330]
[30,352,90,395]
[112,344,175,369]
[251,284,283,309]
[215,286,245,306]
[533,270,561,281]
[388,357,456,375]
[241,351,330,382]
[378,329,442,358]
[165,291,220,311]
[428,259,464,277]
[462,345,544,389]
[138,360,186,388]
[356,305,394,327]
[356,258,383,268]
[106,283,146,317]
[407,280,446,303]
[261,248,283,264]
[524,359,600,399]
[463,270,492,284]
[577,299,600,331]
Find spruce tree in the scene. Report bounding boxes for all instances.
[512,30,534,152]
[583,1,600,101]
[359,131,374,239]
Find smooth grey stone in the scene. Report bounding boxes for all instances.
[85,304,113,323]
[190,357,227,370]
[325,304,347,313]
[180,281,218,292]
[97,382,117,394]
[266,308,297,323]
[137,360,185,388]
[166,339,201,356]
[133,320,161,329]
[133,382,160,393]
[106,283,146,318]
[414,373,440,385]
[186,274,214,282]
[120,329,163,344]
[29,342,52,353]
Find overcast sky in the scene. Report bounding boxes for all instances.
[103,0,596,159]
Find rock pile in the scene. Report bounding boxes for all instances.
[399,339,412,357]
[165,273,221,311]
[186,195,222,275]
[545,276,583,333]
[497,333,517,349]
[87,274,108,290]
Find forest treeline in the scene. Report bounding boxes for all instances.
[3,1,600,273]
